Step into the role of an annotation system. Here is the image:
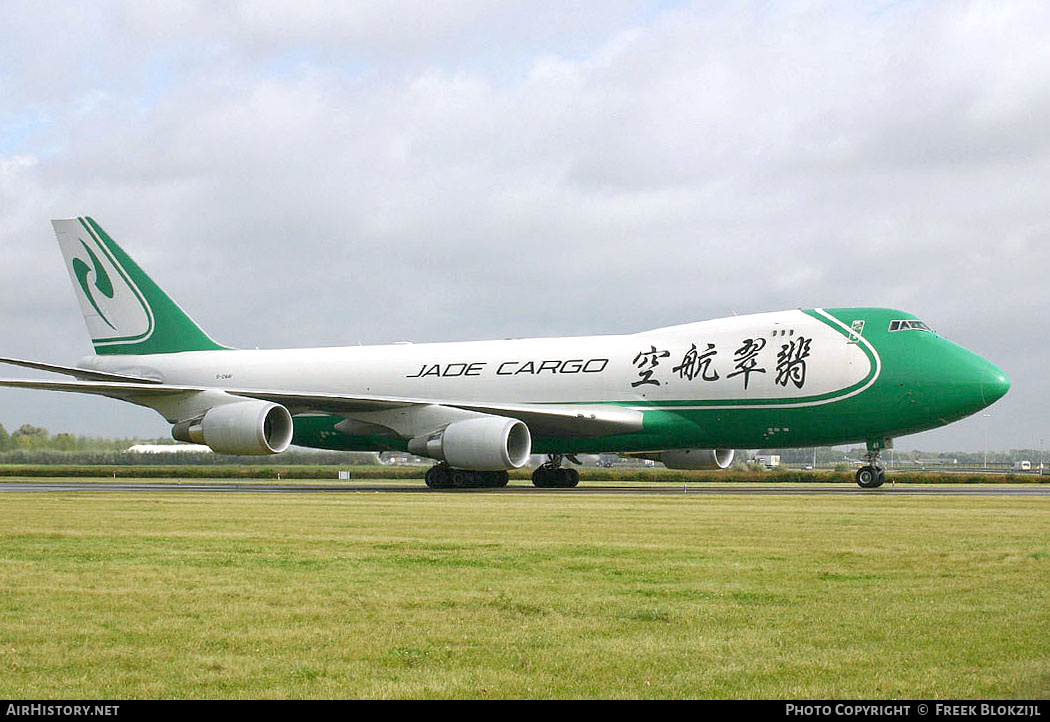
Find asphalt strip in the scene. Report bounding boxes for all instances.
[1,482,1048,496]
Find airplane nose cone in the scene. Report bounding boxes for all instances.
[927,340,1010,419]
[955,350,1010,412]
[980,363,1010,407]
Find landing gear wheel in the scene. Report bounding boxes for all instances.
[531,456,580,488]
[425,463,453,489]
[427,465,509,489]
[856,440,891,488]
[856,466,881,488]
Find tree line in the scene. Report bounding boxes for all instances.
[762,446,1046,467]
[0,423,143,453]
[0,422,380,465]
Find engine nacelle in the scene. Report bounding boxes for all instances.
[657,448,735,470]
[407,417,532,470]
[172,401,294,455]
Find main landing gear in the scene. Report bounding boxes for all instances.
[424,463,509,489]
[856,440,890,489]
[531,454,580,488]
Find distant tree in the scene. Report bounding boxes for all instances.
[0,423,9,451]
[12,424,49,450]
[52,433,77,451]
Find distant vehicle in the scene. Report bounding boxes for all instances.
[755,454,781,469]
[0,217,1011,490]
[1012,460,1032,471]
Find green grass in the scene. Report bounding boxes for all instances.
[0,487,1048,698]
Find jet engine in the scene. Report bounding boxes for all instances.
[408,416,532,470]
[172,400,294,455]
[656,448,735,470]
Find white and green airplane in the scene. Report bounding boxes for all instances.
[0,218,1010,488]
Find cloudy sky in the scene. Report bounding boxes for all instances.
[1,0,1047,452]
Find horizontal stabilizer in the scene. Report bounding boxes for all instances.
[0,356,162,384]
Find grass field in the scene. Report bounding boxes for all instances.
[1,483,1048,698]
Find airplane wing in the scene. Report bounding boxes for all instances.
[240,389,643,437]
[0,377,644,438]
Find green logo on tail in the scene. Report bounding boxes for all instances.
[72,239,116,330]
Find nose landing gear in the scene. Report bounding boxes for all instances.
[856,440,890,488]
[856,465,885,488]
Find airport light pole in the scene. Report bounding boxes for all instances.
[982,413,992,469]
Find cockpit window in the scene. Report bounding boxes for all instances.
[889,320,932,332]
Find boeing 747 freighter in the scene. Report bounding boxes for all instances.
[0,218,1010,488]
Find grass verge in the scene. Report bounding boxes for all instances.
[1,489,1048,698]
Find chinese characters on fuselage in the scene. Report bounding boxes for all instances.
[672,343,719,381]
[632,336,812,391]
[631,346,670,387]
[775,337,812,389]
[727,338,766,389]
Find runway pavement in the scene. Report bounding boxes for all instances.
[1,481,1049,495]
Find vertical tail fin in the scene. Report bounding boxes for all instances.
[52,217,230,355]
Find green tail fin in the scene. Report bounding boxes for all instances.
[52,217,230,355]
